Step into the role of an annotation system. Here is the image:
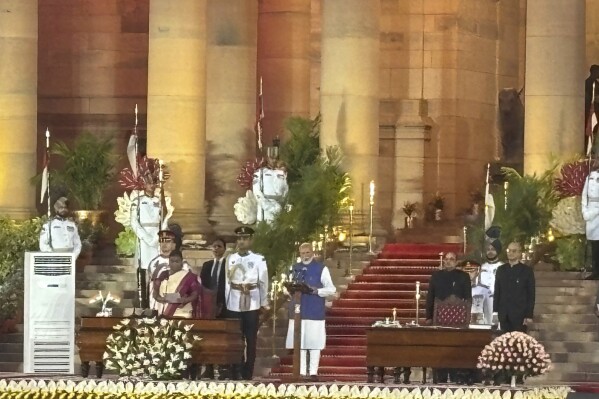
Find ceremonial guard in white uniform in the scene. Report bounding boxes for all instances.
[225,226,269,380]
[583,170,599,280]
[479,233,502,313]
[464,262,493,324]
[285,243,336,381]
[39,197,82,259]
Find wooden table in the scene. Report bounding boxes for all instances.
[366,326,496,383]
[77,317,243,378]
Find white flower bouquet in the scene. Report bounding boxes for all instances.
[477,331,551,381]
[103,317,200,380]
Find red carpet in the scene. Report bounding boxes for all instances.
[270,242,462,381]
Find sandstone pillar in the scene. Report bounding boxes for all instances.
[146,0,209,232]
[0,0,37,219]
[524,0,585,174]
[393,100,431,230]
[205,0,258,235]
[258,0,311,143]
[320,0,380,218]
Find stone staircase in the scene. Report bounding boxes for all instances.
[528,265,599,384]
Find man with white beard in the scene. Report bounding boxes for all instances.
[285,243,336,381]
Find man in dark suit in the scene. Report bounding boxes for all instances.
[492,241,535,333]
[199,238,228,379]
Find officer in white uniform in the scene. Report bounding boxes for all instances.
[225,226,269,380]
[39,197,82,259]
[479,239,502,313]
[583,170,599,280]
[130,173,169,308]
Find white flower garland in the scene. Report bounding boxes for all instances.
[0,380,572,399]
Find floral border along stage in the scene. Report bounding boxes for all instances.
[0,380,571,399]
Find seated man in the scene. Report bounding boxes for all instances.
[154,250,201,318]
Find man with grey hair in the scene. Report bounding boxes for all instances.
[285,242,336,381]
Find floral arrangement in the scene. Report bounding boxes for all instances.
[0,380,572,399]
[477,332,551,381]
[402,202,418,217]
[88,291,121,317]
[553,160,593,198]
[549,196,585,236]
[430,192,445,210]
[103,317,200,380]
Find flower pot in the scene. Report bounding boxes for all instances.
[434,208,443,221]
[404,216,414,229]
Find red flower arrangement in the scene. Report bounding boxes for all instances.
[118,157,170,191]
[554,160,597,198]
[236,158,266,190]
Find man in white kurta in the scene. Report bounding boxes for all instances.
[582,170,599,280]
[285,243,336,381]
[39,197,82,259]
[225,226,269,380]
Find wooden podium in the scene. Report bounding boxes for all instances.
[283,281,311,381]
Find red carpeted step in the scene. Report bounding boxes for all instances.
[322,346,366,356]
[383,243,462,253]
[332,298,424,308]
[363,265,438,274]
[326,326,369,335]
[272,365,368,375]
[327,307,423,318]
[347,282,429,291]
[370,259,440,267]
[280,356,366,367]
[377,252,441,260]
[326,336,366,346]
[341,290,422,300]
[355,274,431,283]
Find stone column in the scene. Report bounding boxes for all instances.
[258,0,311,143]
[0,0,37,219]
[146,0,209,232]
[205,0,258,235]
[524,0,585,174]
[320,0,380,216]
[392,100,431,230]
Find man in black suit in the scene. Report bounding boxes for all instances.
[199,238,228,379]
[492,241,535,333]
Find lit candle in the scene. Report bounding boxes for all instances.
[158,159,164,181]
[135,104,138,126]
[45,128,50,147]
[416,281,420,297]
[369,180,375,199]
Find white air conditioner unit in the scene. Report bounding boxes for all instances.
[23,252,76,374]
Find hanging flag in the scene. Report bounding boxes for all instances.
[484,163,495,230]
[256,76,264,152]
[40,128,50,204]
[587,82,597,156]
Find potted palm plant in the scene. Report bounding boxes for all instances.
[51,133,118,222]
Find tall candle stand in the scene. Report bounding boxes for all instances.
[346,201,355,277]
[463,226,467,254]
[269,273,287,358]
[415,281,421,325]
[368,180,375,255]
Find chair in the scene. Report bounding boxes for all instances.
[433,295,472,327]
[430,295,472,383]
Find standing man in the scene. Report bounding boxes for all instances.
[465,262,493,325]
[425,252,471,384]
[225,227,269,380]
[492,242,535,333]
[479,240,503,312]
[130,173,165,308]
[200,238,228,379]
[285,243,336,381]
[39,197,82,259]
